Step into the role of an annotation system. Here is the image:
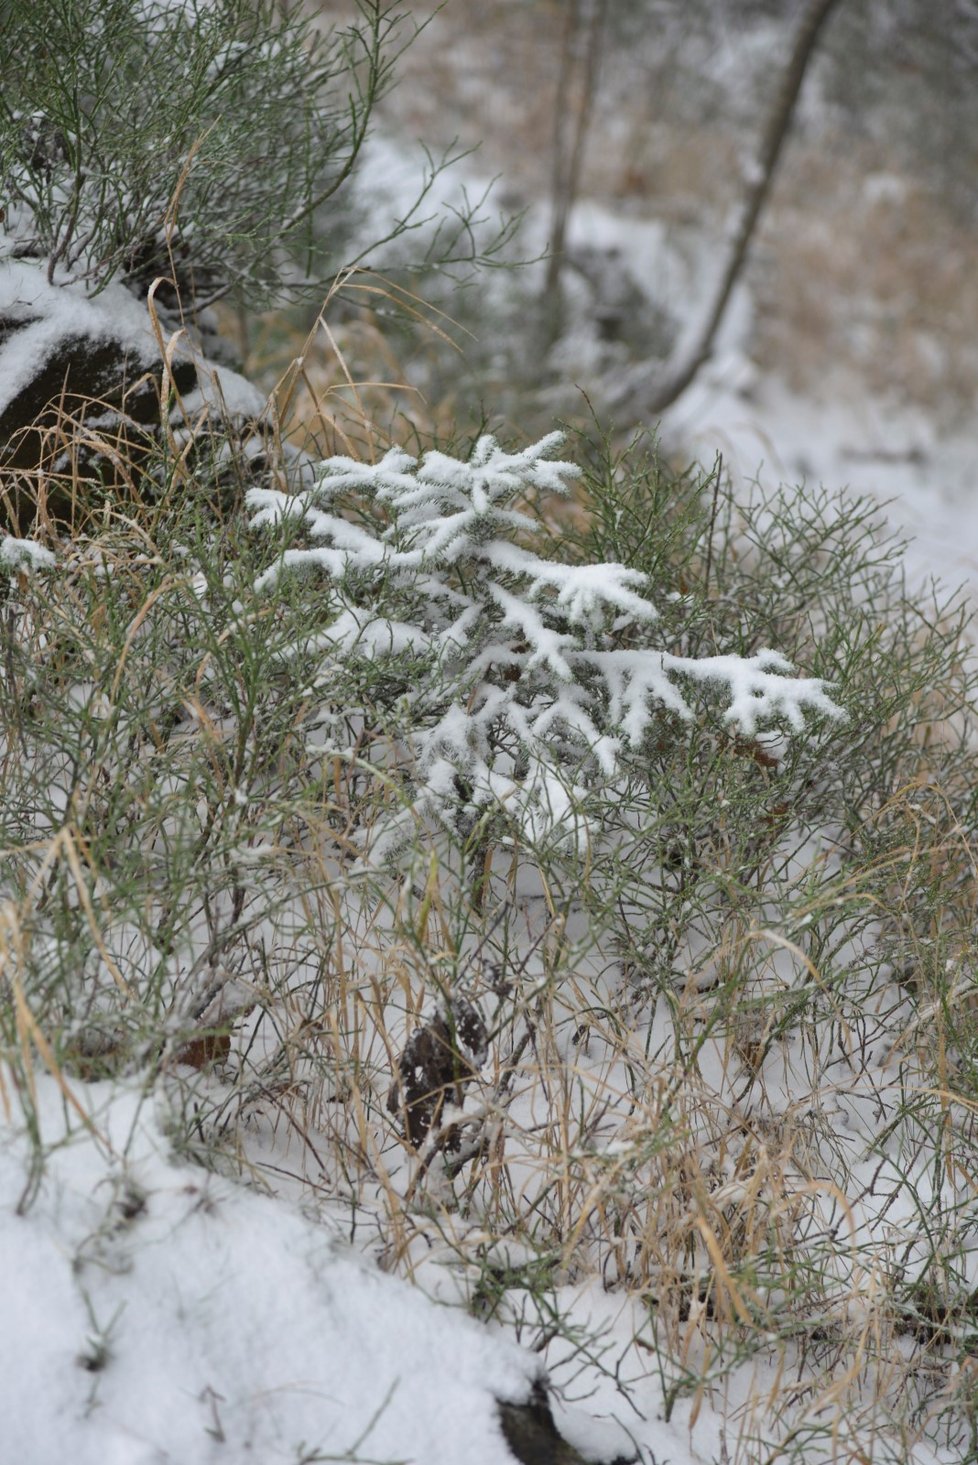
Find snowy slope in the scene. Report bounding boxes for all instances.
[0,1076,540,1465]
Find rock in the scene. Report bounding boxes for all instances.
[0,260,265,533]
[499,1381,636,1465]
[388,996,489,1148]
[0,320,197,531]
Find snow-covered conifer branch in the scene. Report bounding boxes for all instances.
[248,433,844,855]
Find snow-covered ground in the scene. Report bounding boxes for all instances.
[0,1076,541,1465]
[640,319,978,601]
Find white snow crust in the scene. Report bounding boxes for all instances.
[0,1076,539,1465]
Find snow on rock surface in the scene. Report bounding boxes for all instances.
[0,1075,543,1465]
[0,248,265,489]
[0,258,161,419]
[0,535,57,572]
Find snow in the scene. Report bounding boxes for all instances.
[0,243,265,435]
[177,358,266,424]
[0,255,160,419]
[0,1075,539,1465]
[0,535,57,572]
[656,369,978,601]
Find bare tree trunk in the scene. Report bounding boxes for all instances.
[612,0,845,421]
[544,0,608,300]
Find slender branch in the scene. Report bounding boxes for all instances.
[614,0,845,420]
[544,0,609,299]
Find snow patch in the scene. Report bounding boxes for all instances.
[0,1075,541,1465]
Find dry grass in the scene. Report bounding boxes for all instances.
[235,272,469,461]
[212,775,978,1463]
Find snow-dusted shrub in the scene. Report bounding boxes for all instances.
[0,0,399,310]
[4,428,978,1462]
[0,0,513,320]
[247,432,843,857]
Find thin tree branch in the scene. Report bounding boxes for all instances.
[544,0,609,299]
[613,0,845,420]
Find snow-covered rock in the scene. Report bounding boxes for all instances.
[0,252,265,531]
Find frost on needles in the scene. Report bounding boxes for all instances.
[248,433,843,856]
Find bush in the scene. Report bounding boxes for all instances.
[0,0,405,312]
[3,429,978,1459]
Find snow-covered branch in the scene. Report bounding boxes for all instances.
[249,433,844,854]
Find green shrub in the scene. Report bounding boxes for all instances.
[0,0,404,310]
[3,431,978,1459]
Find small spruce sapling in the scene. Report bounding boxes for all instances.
[248,433,844,857]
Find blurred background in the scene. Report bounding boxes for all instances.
[270,0,978,585]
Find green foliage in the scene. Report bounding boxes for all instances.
[0,0,405,307]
